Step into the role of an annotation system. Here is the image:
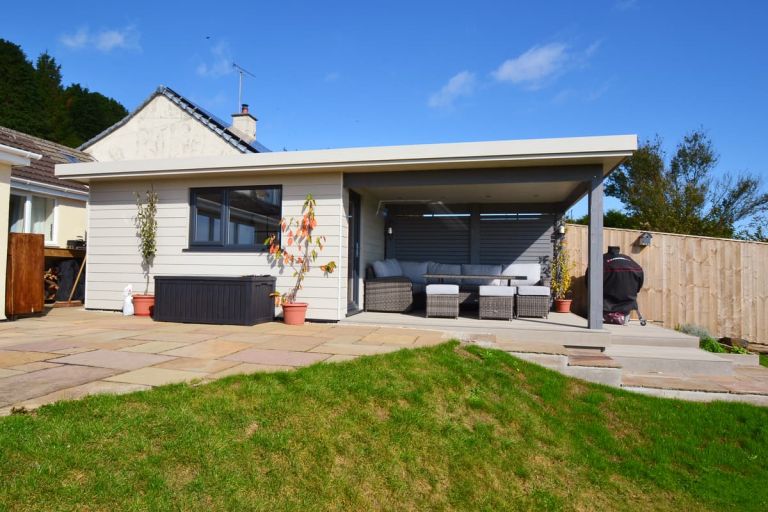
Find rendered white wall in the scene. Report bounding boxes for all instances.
[85,95,243,162]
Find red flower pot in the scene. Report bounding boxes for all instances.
[553,299,572,313]
[133,294,155,317]
[282,302,308,325]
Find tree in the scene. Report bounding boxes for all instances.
[570,209,637,229]
[0,39,43,135]
[605,130,768,238]
[0,38,128,147]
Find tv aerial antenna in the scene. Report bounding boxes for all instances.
[232,62,256,110]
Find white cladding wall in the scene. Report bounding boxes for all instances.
[85,95,243,162]
[86,172,346,321]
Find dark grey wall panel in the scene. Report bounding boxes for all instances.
[386,205,554,270]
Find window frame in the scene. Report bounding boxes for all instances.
[187,185,282,252]
[9,192,58,245]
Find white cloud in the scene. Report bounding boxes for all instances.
[196,41,234,78]
[428,71,477,109]
[492,43,569,88]
[60,26,140,52]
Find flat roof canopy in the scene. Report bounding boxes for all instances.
[56,135,637,189]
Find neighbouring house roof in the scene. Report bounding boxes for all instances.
[78,85,270,154]
[0,126,91,193]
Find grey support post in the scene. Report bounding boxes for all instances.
[587,176,604,330]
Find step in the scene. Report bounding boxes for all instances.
[605,344,733,377]
[608,328,699,349]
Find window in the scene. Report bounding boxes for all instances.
[189,186,281,251]
[8,193,56,243]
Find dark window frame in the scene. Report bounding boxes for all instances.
[187,185,282,252]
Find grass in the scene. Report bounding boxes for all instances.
[2,342,768,511]
[761,354,768,368]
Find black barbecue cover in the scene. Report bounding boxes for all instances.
[603,252,644,314]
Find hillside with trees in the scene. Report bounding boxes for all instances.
[0,39,127,148]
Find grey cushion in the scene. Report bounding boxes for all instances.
[399,260,430,285]
[479,285,517,297]
[502,263,541,286]
[427,262,462,285]
[461,264,502,285]
[372,259,403,278]
[426,284,459,295]
[517,285,550,296]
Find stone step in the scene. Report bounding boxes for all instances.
[605,344,734,377]
[609,330,699,349]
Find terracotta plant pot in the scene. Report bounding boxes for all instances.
[282,302,308,325]
[133,294,155,317]
[553,298,572,313]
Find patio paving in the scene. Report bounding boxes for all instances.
[0,307,767,414]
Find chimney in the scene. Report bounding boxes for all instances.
[230,103,257,143]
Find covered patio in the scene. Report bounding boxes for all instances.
[343,136,638,330]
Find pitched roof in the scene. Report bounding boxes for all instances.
[0,126,91,192]
[78,85,270,154]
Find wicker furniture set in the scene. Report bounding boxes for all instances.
[364,260,551,320]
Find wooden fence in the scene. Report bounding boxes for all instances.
[567,224,768,343]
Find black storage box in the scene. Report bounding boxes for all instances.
[153,275,276,325]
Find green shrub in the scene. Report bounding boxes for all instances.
[729,345,750,355]
[678,324,711,340]
[700,336,727,353]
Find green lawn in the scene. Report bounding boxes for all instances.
[2,342,767,511]
[761,353,768,368]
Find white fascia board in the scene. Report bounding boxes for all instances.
[10,178,89,202]
[56,135,638,181]
[0,143,43,167]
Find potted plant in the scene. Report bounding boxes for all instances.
[133,186,158,316]
[264,193,336,325]
[551,228,573,313]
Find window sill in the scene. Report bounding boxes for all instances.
[183,246,269,253]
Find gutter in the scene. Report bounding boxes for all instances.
[0,143,43,164]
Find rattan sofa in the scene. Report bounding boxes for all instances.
[364,260,551,318]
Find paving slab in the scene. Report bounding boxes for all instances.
[120,341,188,354]
[0,365,118,406]
[12,381,150,412]
[78,337,152,350]
[153,357,240,374]
[309,343,401,356]
[360,333,418,345]
[0,350,58,368]
[3,338,83,353]
[621,374,729,393]
[127,331,219,343]
[209,363,295,379]
[489,341,568,355]
[324,354,359,363]
[249,335,328,351]
[224,348,330,366]
[49,350,175,371]
[106,367,203,386]
[162,339,251,359]
[0,368,24,379]
[8,361,62,372]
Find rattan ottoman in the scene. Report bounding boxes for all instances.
[515,285,551,318]
[364,277,414,313]
[478,285,516,320]
[426,284,460,318]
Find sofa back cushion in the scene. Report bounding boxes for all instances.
[372,259,403,278]
[399,260,430,285]
[427,262,462,285]
[502,263,541,286]
[461,264,502,285]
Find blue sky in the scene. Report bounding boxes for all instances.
[3,0,767,215]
